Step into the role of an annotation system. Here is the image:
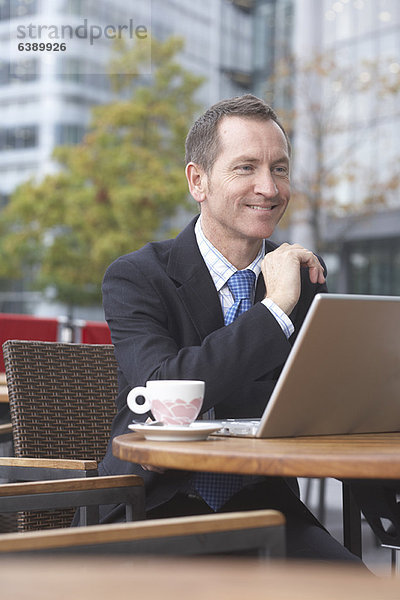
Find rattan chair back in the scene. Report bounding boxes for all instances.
[2,340,119,530]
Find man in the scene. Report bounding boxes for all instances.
[98,94,360,562]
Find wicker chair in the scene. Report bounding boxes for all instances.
[0,340,144,531]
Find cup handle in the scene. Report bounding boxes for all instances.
[127,386,151,414]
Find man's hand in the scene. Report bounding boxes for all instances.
[141,463,166,473]
[261,243,325,315]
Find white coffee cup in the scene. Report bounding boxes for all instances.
[127,380,205,426]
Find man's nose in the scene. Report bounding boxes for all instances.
[253,170,279,197]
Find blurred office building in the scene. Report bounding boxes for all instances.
[265,0,400,295]
[1,0,399,315]
[0,0,256,314]
[0,0,255,207]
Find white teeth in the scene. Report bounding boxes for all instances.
[248,205,273,211]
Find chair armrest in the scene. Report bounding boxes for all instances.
[0,457,98,470]
[0,475,144,497]
[0,457,98,481]
[0,423,12,435]
[0,384,8,403]
[0,475,145,524]
[0,509,285,557]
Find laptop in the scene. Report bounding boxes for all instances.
[213,293,400,438]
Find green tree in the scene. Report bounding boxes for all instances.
[0,36,203,308]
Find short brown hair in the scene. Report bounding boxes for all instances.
[185,94,290,173]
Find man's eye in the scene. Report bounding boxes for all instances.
[273,166,289,175]
[236,165,253,173]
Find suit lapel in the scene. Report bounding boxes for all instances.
[166,217,224,340]
[255,272,266,303]
[166,221,298,342]
[255,239,275,303]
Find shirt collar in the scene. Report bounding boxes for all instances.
[195,216,265,292]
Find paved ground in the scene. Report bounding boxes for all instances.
[299,478,397,576]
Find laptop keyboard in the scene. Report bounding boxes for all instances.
[201,419,261,437]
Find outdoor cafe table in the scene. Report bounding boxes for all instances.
[3,556,400,600]
[113,431,400,557]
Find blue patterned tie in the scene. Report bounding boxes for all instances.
[224,270,256,325]
[193,269,256,511]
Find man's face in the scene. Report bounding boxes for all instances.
[198,116,290,249]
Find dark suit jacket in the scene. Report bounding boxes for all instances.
[98,216,327,522]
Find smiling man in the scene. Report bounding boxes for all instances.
[186,114,290,264]
[97,95,362,563]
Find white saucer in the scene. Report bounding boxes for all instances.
[128,422,221,442]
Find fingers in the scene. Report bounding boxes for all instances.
[305,256,325,285]
[141,464,166,473]
[261,243,325,315]
[312,265,326,284]
[305,259,325,284]
[287,244,325,284]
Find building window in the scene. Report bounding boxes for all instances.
[57,57,111,91]
[62,0,86,15]
[55,123,85,145]
[0,0,38,20]
[0,125,38,151]
[0,60,39,85]
[62,0,125,24]
[0,162,37,173]
[346,238,400,296]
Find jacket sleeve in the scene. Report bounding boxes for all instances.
[102,255,294,416]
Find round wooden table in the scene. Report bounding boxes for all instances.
[113,431,400,480]
[113,430,400,559]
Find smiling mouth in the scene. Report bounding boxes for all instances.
[247,204,277,211]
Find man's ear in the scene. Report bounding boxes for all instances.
[185,162,208,206]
